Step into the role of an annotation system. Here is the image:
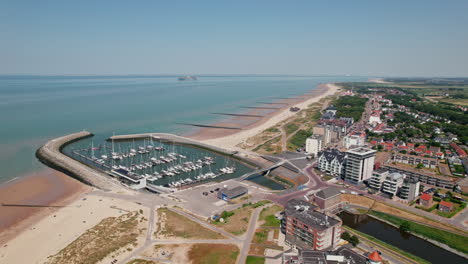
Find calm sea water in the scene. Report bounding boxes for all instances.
[0,75,365,184]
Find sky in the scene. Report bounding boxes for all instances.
[1,0,468,77]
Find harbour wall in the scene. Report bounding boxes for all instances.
[36,131,122,191]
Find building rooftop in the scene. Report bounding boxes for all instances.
[300,247,367,264]
[347,147,376,156]
[315,187,341,200]
[309,134,324,140]
[439,201,453,208]
[219,186,248,198]
[420,193,432,201]
[368,251,383,262]
[285,199,340,230]
[318,149,346,163]
[387,172,404,181]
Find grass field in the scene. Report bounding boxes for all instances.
[155,208,224,239]
[246,256,266,264]
[341,194,463,233]
[214,201,269,235]
[259,205,283,227]
[46,211,146,264]
[369,210,468,254]
[344,227,431,264]
[188,244,239,264]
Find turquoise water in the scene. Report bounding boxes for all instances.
[0,75,365,184]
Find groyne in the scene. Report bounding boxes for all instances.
[36,131,122,191]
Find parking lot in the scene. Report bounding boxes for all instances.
[171,179,271,218]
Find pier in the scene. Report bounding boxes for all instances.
[36,131,123,191]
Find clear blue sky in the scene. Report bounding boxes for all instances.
[1,0,467,77]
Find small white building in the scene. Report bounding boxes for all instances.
[343,132,366,149]
[399,179,420,201]
[306,134,323,156]
[369,113,382,124]
[382,172,405,196]
[369,169,389,190]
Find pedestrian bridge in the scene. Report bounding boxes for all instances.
[237,160,287,181]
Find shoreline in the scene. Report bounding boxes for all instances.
[0,168,90,244]
[0,82,339,248]
[194,83,340,150]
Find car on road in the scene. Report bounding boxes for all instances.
[202,192,208,196]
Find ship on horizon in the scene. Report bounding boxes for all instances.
[178,76,198,81]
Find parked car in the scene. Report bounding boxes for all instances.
[214,188,220,191]
[202,192,208,196]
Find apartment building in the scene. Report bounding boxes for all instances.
[285,199,342,251]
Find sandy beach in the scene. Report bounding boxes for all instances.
[0,168,90,244]
[196,83,340,150]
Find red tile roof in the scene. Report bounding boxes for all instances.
[439,201,453,208]
[369,251,383,262]
[420,193,432,201]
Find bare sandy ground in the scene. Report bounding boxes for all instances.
[0,168,90,244]
[0,192,148,264]
[199,83,340,150]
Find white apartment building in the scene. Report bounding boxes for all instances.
[306,135,323,157]
[344,147,376,184]
[382,172,405,196]
[317,149,347,177]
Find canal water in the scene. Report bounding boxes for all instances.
[338,212,467,264]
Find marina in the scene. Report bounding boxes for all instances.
[62,135,252,191]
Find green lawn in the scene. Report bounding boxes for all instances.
[259,205,283,227]
[369,210,468,254]
[246,256,266,264]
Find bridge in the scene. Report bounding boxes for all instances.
[236,160,287,181]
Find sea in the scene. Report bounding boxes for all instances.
[0,75,366,184]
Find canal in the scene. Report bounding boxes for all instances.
[338,212,467,264]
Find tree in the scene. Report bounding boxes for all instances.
[349,235,360,246]
[341,231,351,241]
[400,221,411,233]
[377,145,384,151]
[416,163,424,169]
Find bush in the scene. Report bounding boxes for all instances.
[221,210,235,219]
[341,231,351,241]
[349,235,360,246]
[400,221,411,233]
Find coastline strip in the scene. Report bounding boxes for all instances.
[240,106,283,110]
[211,113,266,118]
[175,123,243,130]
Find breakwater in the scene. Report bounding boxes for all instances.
[36,131,122,191]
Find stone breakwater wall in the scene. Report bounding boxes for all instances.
[36,131,120,191]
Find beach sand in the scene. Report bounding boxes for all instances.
[194,83,340,150]
[0,192,148,264]
[0,168,90,244]
[0,82,340,263]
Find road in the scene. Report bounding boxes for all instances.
[237,207,263,264]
